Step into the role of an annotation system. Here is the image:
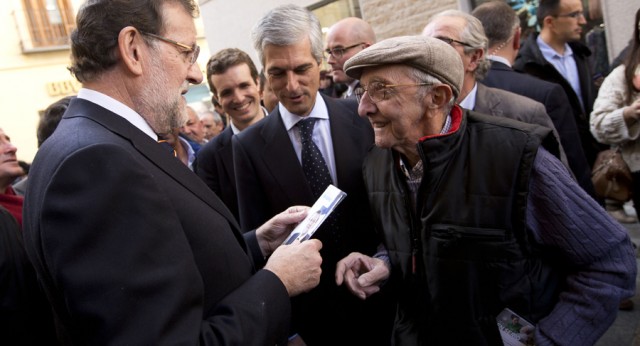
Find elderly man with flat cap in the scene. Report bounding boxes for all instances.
[334,35,636,346]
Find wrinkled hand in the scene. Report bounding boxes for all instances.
[265,239,322,296]
[335,252,389,300]
[256,206,309,257]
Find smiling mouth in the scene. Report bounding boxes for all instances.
[233,102,251,112]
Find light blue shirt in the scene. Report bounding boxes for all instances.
[279,93,337,186]
[459,82,478,110]
[537,36,584,110]
[178,136,196,170]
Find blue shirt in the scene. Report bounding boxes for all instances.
[537,36,584,111]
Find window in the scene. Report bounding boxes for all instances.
[20,0,75,50]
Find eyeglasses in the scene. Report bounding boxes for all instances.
[435,36,473,48]
[554,11,585,19]
[141,31,200,66]
[355,82,432,103]
[324,42,365,59]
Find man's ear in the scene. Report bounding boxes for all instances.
[513,27,522,51]
[118,26,145,76]
[467,47,485,73]
[426,84,453,109]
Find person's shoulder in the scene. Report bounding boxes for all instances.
[486,85,545,109]
[325,95,358,114]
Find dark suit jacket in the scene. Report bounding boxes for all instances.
[482,60,595,197]
[473,83,565,165]
[233,95,393,345]
[196,126,238,220]
[23,98,291,345]
[0,206,58,345]
[515,33,605,166]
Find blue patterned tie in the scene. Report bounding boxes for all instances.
[298,118,332,199]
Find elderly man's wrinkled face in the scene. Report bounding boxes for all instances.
[357,65,433,155]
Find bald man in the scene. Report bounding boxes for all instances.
[324,17,376,99]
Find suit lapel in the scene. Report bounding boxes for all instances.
[70,99,240,230]
[475,83,503,117]
[260,109,315,204]
[217,127,236,188]
[324,95,368,189]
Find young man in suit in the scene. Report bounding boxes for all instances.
[196,48,267,221]
[22,0,323,344]
[472,1,596,199]
[514,0,604,167]
[233,4,393,345]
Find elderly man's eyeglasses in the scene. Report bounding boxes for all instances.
[141,31,200,66]
[554,11,585,19]
[324,42,365,59]
[435,36,473,48]
[355,82,432,103]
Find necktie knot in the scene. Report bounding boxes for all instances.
[297,118,317,144]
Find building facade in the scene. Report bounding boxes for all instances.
[1,0,634,163]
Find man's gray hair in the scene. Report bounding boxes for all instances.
[251,4,324,66]
[432,9,491,80]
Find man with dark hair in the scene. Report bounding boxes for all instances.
[515,0,604,167]
[197,47,267,220]
[22,1,323,344]
[37,96,74,147]
[472,1,596,199]
[234,4,393,345]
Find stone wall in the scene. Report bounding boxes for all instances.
[359,0,458,40]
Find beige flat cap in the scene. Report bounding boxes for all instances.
[344,35,464,97]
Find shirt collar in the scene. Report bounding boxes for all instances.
[458,82,478,110]
[280,92,329,130]
[537,35,574,59]
[487,55,512,67]
[77,88,158,141]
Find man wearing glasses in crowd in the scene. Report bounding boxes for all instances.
[22,0,324,344]
[515,0,603,168]
[324,17,376,99]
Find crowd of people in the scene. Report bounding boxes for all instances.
[1,0,638,345]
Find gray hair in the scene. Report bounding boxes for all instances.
[251,4,324,66]
[432,9,491,80]
[408,68,455,115]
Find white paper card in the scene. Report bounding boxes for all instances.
[283,184,346,244]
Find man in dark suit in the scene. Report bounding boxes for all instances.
[472,1,595,198]
[235,4,393,345]
[196,48,267,221]
[514,0,604,167]
[21,1,323,344]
